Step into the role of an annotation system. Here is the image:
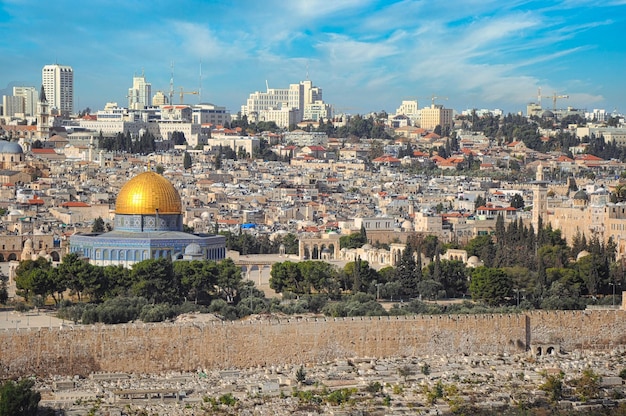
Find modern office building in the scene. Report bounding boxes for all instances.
[12,86,38,116]
[420,104,453,131]
[42,64,74,116]
[128,72,152,110]
[240,80,331,127]
[1,95,23,117]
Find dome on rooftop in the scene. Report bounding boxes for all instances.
[0,140,23,154]
[115,171,182,215]
[184,243,202,256]
[573,190,588,200]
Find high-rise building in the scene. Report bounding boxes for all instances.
[240,79,331,127]
[12,86,38,116]
[128,72,152,110]
[42,64,74,116]
[420,104,453,131]
[2,95,23,117]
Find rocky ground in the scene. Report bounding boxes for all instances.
[33,348,626,415]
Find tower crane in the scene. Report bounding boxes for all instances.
[429,94,448,106]
[538,87,568,111]
[179,87,198,104]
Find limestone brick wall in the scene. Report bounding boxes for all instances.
[1,311,624,379]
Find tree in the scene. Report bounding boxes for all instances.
[0,271,8,305]
[91,216,105,233]
[395,241,419,298]
[270,261,304,294]
[469,267,512,306]
[131,258,180,304]
[474,195,486,209]
[339,232,367,249]
[216,258,243,303]
[0,378,41,416]
[183,151,192,170]
[296,365,307,384]
[509,193,525,209]
[14,258,53,302]
[539,371,564,404]
[171,131,186,145]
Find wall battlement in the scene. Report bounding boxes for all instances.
[1,310,624,378]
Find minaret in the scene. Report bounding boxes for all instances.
[532,162,548,231]
[36,85,50,139]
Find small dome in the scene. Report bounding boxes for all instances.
[541,110,555,118]
[402,220,413,230]
[576,250,591,261]
[362,244,373,250]
[573,190,588,200]
[200,211,211,220]
[467,255,481,265]
[184,243,202,256]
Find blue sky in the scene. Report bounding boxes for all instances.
[1,0,625,116]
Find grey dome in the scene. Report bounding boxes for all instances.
[573,190,588,200]
[184,243,202,256]
[0,140,23,154]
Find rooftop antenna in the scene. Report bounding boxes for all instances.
[265,79,269,92]
[306,60,310,81]
[169,61,174,104]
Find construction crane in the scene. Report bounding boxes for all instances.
[179,87,198,104]
[428,94,448,106]
[538,87,569,111]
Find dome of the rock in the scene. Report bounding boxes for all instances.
[115,171,182,215]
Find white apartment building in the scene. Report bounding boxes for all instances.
[303,101,332,122]
[395,100,420,120]
[128,72,152,110]
[585,109,609,122]
[241,79,330,127]
[283,130,328,146]
[192,103,231,126]
[12,86,37,116]
[252,107,299,128]
[206,136,260,157]
[42,64,74,116]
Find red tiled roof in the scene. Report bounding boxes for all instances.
[61,201,91,208]
[31,148,57,154]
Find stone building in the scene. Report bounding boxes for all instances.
[69,170,226,267]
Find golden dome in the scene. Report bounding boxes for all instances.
[115,172,182,215]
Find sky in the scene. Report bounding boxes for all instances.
[1,0,625,116]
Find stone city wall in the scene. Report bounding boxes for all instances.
[1,311,624,379]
